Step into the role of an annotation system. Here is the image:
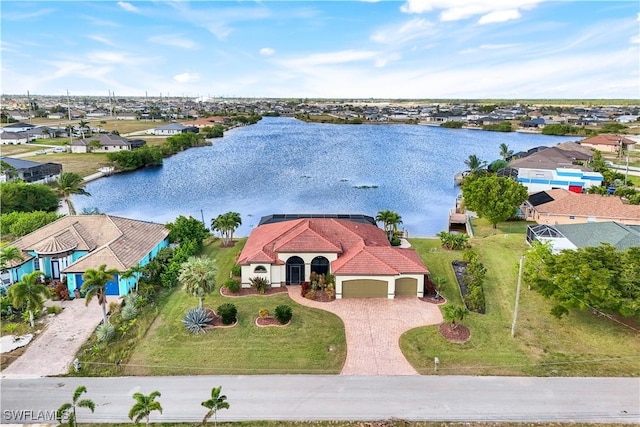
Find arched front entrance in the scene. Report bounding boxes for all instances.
[310,256,330,276]
[286,256,304,285]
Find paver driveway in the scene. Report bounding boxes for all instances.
[288,287,443,375]
[2,298,110,378]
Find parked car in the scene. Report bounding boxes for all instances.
[35,150,47,155]
[52,147,67,153]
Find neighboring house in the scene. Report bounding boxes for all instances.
[70,134,133,153]
[0,156,62,184]
[0,131,31,145]
[5,111,31,121]
[152,122,199,136]
[47,112,65,120]
[579,134,636,153]
[237,214,429,299]
[0,122,36,134]
[5,215,170,296]
[116,113,137,120]
[26,126,55,140]
[522,189,640,226]
[181,117,228,128]
[526,222,640,254]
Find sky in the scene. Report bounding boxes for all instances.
[1,0,639,99]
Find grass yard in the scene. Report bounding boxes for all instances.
[124,237,346,375]
[0,144,43,156]
[43,152,112,177]
[401,226,640,377]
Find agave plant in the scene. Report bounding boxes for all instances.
[96,322,115,342]
[183,307,213,334]
[120,304,138,321]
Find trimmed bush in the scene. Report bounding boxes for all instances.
[183,307,213,334]
[96,323,116,342]
[224,278,241,293]
[231,264,242,277]
[217,303,237,325]
[274,305,292,325]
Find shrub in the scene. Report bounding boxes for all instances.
[120,304,138,321]
[300,281,311,297]
[274,305,292,325]
[231,264,242,277]
[96,322,116,342]
[47,305,62,315]
[258,308,270,318]
[224,278,241,293]
[217,303,237,325]
[249,276,270,294]
[183,307,213,334]
[52,281,70,301]
[390,236,401,246]
[108,301,121,314]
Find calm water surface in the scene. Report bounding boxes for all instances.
[74,117,579,237]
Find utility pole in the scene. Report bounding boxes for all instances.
[67,90,73,145]
[27,90,32,123]
[511,256,524,338]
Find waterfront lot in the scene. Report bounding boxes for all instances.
[116,223,638,377]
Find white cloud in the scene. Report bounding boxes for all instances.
[117,2,139,13]
[2,8,55,21]
[87,51,126,64]
[88,35,116,47]
[400,0,543,24]
[279,50,378,68]
[260,47,275,56]
[173,72,200,83]
[631,35,640,44]
[371,18,436,45]
[148,34,198,50]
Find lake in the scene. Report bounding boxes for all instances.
[73,117,579,237]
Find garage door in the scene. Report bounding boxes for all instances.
[395,278,417,297]
[342,279,388,298]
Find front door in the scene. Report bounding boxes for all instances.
[289,265,302,285]
[51,259,60,279]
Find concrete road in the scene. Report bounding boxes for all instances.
[1,375,638,424]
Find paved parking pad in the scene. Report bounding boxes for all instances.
[288,287,442,375]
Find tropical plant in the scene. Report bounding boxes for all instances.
[78,120,90,139]
[0,245,23,272]
[375,210,403,241]
[56,385,95,427]
[258,308,270,318]
[56,172,91,215]
[442,304,469,329]
[81,264,118,325]
[166,215,209,251]
[274,304,293,325]
[201,386,230,426]
[499,143,514,160]
[179,257,217,309]
[211,212,242,246]
[224,278,241,293]
[461,175,528,228]
[464,154,487,176]
[216,303,237,325]
[436,231,470,250]
[120,304,138,321]
[231,264,242,277]
[128,391,162,426]
[183,307,213,334]
[95,322,115,342]
[249,276,270,294]
[7,271,49,327]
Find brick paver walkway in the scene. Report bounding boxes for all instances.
[287,287,442,375]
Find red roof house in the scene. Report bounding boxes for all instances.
[237,217,429,299]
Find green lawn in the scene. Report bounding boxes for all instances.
[401,230,640,377]
[125,238,346,375]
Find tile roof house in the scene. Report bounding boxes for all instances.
[522,189,640,226]
[579,134,636,153]
[5,215,169,296]
[70,134,134,153]
[526,222,640,253]
[237,215,429,299]
[152,122,199,136]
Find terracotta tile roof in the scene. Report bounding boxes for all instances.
[10,215,169,273]
[580,134,635,146]
[238,218,428,276]
[532,189,640,221]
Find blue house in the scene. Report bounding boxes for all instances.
[6,215,170,296]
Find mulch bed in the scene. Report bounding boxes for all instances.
[220,286,288,297]
[255,316,288,327]
[203,308,237,328]
[439,322,471,343]
[303,289,335,302]
[420,296,447,305]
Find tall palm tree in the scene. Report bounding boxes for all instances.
[375,210,402,241]
[178,257,217,309]
[8,271,49,327]
[464,154,487,175]
[499,143,513,160]
[81,264,118,325]
[56,172,90,215]
[211,212,242,246]
[78,120,90,139]
[121,264,143,293]
[223,212,242,245]
[57,385,95,427]
[201,386,230,426]
[442,304,469,330]
[0,246,24,275]
[128,391,162,427]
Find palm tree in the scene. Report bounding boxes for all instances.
[464,154,487,176]
[201,386,230,426]
[121,264,143,293]
[375,210,402,241]
[128,391,162,426]
[178,257,217,309]
[0,245,24,276]
[81,264,118,325]
[56,172,90,215]
[211,212,242,246]
[442,304,469,329]
[7,271,49,327]
[499,143,513,160]
[57,385,95,427]
[223,212,242,245]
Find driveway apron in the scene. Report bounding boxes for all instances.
[2,298,110,378]
[287,287,443,375]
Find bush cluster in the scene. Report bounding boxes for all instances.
[462,251,486,313]
[217,303,237,325]
[274,305,292,325]
[224,278,241,293]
